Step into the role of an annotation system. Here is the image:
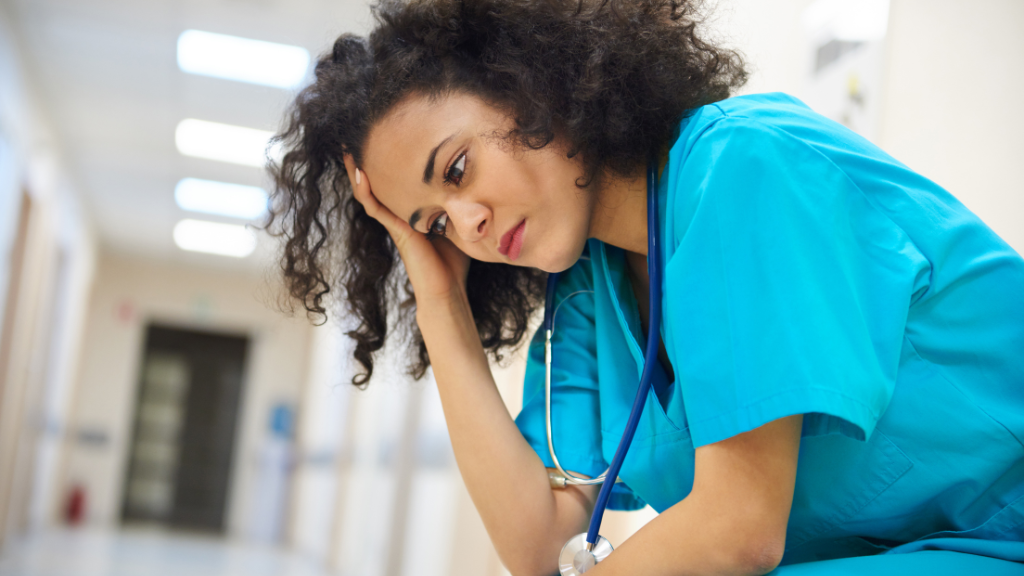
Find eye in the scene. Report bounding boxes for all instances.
[444,153,466,186]
[427,213,449,237]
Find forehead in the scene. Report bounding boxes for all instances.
[361,95,471,223]
[363,92,498,191]
[360,92,509,228]
[366,93,456,167]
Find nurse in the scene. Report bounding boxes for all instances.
[267,0,1024,574]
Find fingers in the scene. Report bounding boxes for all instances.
[342,154,424,256]
[341,154,472,300]
[343,155,377,214]
[343,154,374,211]
[343,154,405,231]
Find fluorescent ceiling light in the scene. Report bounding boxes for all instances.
[173,219,257,258]
[177,29,310,88]
[175,178,269,220]
[175,119,279,167]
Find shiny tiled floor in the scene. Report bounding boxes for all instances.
[0,528,333,576]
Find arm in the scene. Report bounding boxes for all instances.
[344,158,593,576]
[590,414,802,576]
[419,298,598,575]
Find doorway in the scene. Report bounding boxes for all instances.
[121,324,249,533]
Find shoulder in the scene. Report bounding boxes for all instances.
[700,92,820,121]
[659,94,879,250]
[663,93,846,211]
[681,92,824,129]
[670,92,833,162]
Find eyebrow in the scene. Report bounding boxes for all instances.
[422,133,456,184]
[411,132,457,230]
[409,209,423,230]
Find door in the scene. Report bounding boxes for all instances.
[121,324,248,532]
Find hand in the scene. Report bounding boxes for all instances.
[343,154,472,309]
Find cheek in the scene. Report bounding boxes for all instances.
[448,235,496,263]
[542,188,593,271]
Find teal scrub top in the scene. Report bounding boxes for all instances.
[514,93,1024,565]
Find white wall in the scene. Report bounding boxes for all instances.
[19,164,98,532]
[284,315,500,576]
[61,253,312,535]
[713,0,815,97]
[879,0,1024,254]
[0,0,98,542]
[288,322,349,558]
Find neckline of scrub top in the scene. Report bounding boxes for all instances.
[594,159,675,397]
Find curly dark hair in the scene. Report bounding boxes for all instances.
[267,0,746,387]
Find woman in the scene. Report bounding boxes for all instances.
[268,0,1024,574]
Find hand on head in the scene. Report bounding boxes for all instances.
[344,154,471,306]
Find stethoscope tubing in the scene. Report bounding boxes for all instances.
[544,328,615,486]
[544,284,618,487]
[584,160,662,546]
[543,159,662,549]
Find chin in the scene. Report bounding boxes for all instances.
[532,240,588,273]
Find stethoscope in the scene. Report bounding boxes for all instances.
[544,159,662,575]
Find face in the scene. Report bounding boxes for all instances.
[361,92,595,273]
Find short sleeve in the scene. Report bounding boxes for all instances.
[664,117,929,448]
[515,253,647,511]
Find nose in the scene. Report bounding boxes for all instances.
[446,199,490,243]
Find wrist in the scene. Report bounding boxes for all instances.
[414,288,492,378]
[415,288,475,336]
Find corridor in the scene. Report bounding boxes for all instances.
[0,528,332,576]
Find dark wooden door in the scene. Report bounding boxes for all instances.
[122,324,248,533]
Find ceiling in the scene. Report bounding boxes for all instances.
[7,0,373,272]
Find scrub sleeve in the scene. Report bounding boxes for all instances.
[663,116,925,448]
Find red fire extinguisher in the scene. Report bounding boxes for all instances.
[65,484,85,525]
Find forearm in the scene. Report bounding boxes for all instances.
[587,416,800,576]
[418,293,590,575]
[588,491,784,576]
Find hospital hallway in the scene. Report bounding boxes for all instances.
[0,529,333,576]
[0,0,1021,575]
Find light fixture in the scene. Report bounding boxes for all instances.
[173,219,257,258]
[177,29,310,89]
[175,178,269,220]
[175,119,279,168]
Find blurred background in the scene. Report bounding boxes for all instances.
[0,0,1020,574]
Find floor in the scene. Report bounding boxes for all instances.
[0,528,334,576]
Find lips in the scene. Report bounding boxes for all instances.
[499,219,526,261]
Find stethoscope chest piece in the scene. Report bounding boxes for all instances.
[559,533,613,575]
